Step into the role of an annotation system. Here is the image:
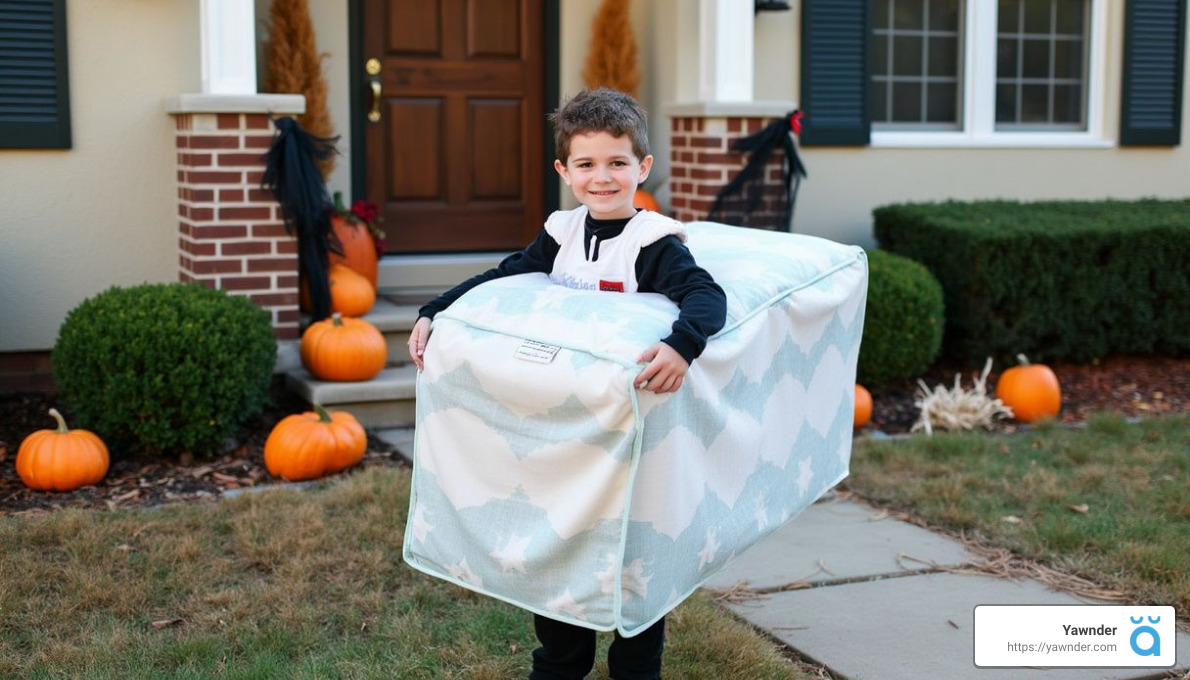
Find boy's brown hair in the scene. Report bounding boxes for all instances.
[548,87,650,163]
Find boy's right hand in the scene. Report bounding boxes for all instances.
[408,317,432,370]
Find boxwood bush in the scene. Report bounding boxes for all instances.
[52,283,276,458]
[874,199,1190,364]
[857,249,945,387]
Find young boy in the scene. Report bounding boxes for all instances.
[407,87,726,680]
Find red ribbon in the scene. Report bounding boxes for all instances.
[789,110,804,135]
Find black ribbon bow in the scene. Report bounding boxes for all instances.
[708,109,807,231]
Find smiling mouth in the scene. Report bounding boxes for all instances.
[589,190,617,196]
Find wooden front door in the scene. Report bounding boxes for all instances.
[361,0,546,254]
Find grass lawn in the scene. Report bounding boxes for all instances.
[0,466,821,680]
[848,413,1190,615]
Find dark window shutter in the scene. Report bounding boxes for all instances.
[1120,0,1186,146]
[799,0,869,146]
[0,0,71,149]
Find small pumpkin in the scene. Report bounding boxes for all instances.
[302,313,388,381]
[299,264,377,317]
[16,409,110,492]
[330,214,379,290]
[995,354,1061,423]
[264,404,367,481]
[328,263,375,317]
[634,189,662,213]
[854,384,873,428]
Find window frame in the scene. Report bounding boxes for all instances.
[870,0,1111,148]
[871,0,966,131]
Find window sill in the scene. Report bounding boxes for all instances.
[870,131,1115,149]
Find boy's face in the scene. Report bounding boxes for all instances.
[554,131,653,220]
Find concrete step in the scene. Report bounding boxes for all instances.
[286,364,418,429]
[367,297,422,359]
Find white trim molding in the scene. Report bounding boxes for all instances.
[165,93,305,115]
[698,0,755,102]
[199,0,258,95]
[872,0,1111,149]
[664,100,796,118]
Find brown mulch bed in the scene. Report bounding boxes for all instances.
[1,356,1188,516]
[0,377,407,517]
[868,355,1190,435]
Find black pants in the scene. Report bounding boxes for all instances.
[529,614,665,680]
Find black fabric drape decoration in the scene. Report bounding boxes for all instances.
[261,117,342,322]
[707,110,807,231]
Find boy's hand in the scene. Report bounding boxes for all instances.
[634,342,688,394]
[408,317,432,370]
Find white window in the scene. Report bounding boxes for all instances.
[870,0,1110,147]
[872,0,964,129]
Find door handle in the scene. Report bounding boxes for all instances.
[368,78,382,122]
[366,58,382,123]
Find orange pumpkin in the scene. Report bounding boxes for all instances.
[330,214,378,290]
[995,354,1061,423]
[854,384,873,428]
[264,404,367,481]
[328,264,375,317]
[16,409,110,492]
[301,313,388,381]
[634,189,662,213]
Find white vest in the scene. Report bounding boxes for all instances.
[543,207,687,293]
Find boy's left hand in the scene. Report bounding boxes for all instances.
[635,343,688,394]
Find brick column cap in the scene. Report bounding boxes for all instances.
[664,100,796,118]
[166,93,305,115]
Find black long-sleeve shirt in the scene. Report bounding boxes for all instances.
[419,211,727,364]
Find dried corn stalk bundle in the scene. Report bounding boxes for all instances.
[912,358,1014,435]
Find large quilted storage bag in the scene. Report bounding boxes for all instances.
[404,222,868,636]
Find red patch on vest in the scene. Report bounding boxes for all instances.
[599,280,625,293]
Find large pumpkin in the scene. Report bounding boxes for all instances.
[264,405,367,481]
[302,313,387,381]
[328,264,376,317]
[854,384,873,428]
[634,189,662,213]
[16,409,110,492]
[995,354,1061,422]
[330,215,378,290]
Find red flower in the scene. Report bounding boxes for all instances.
[351,199,379,224]
[789,110,804,136]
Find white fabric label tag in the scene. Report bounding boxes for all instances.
[515,340,562,364]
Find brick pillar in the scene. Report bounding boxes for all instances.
[173,111,300,340]
[668,114,789,230]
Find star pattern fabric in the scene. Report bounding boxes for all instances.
[403,223,868,637]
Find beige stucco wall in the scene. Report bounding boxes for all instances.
[762,0,1190,248]
[0,1,200,352]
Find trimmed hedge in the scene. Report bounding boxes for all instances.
[857,249,945,387]
[874,199,1190,364]
[52,283,277,458]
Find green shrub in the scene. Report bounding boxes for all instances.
[857,249,945,387]
[874,199,1190,364]
[52,283,277,458]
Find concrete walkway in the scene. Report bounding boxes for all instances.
[378,428,1188,679]
[704,497,1190,680]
